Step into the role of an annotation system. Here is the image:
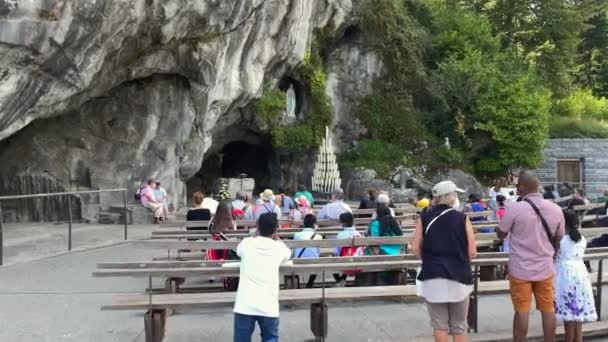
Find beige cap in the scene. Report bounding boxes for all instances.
[432,181,465,197]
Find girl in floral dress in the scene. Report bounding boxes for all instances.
[554,210,597,342]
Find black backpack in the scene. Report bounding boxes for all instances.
[134,185,146,201]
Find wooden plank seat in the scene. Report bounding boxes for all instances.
[99,269,608,341]
[98,247,608,270]
[159,214,420,229]
[148,225,502,240]
[138,227,608,250]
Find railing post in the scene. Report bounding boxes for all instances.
[0,201,3,266]
[123,190,128,240]
[67,193,73,251]
[597,259,603,320]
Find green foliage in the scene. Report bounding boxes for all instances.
[256,83,285,125]
[473,65,551,175]
[341,140,406,180]
[486,0,587,98]
[271,126,318,151]
[549,117,608,138]
[553,88,608,120]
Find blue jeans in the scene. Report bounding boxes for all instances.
[233,313,279,342]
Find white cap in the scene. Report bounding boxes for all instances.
[432,181,465,197]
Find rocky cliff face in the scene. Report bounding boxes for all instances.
[0,0,364,216]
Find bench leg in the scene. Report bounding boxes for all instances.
[284,275,300,289]
[145,309,167,342]
[165,278,180,316]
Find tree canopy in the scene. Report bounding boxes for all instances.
[343,0,608,181]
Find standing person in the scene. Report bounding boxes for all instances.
[294,185,314,208]
[208,201,239,290]
[275,188,296,213]
[254,189,283,221]
[233,213,292,342]
[497,170,565,342]
[367,206,404,285]
[412,181,477,342]
[317,188,352,220]
[293,214,323,288]
[139,178,164,224]
[554,210,597,342]
[201,190,220,215]
[153,181,169,221]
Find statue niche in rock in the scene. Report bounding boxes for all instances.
[283,84,297,125]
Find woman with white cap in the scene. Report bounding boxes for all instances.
[412,181,477,342]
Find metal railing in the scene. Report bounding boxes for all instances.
[0,188,129,266]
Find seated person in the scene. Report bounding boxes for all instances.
[187,191,212,231]
[367,206,404,285]
[153,181,169,220]
[139,178,164,224]
[231,191,254,221]
[333,212,364,287]
[201,190,219,215]
[293,214,323,288]
[317,188,352,220]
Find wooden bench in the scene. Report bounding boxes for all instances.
[97,251,608,342]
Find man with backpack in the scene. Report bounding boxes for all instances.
[254,189,283,221]
[233,213,291,342]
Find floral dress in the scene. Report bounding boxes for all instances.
[554,235,597,322]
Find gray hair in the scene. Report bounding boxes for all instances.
[235,191,247,201]
[333,188,345,200]
[377,193,390,204]
[435,192,458,207]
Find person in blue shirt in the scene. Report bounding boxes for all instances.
[293,214,322,288]
[367,206,404,285]
[333,212,363,287]
[367,206,403,255]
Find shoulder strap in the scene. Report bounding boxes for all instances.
[424,208,455,235]
[524,198,557,251]
[297,232,318,258]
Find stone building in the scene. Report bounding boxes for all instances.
[537,139,608,198]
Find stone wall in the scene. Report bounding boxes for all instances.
[537,139,608,198]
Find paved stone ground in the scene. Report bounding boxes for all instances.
[2,222,155,265]
[1,226,608,341]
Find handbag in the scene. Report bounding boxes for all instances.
[416,208,455,296]
[523,199,558,251]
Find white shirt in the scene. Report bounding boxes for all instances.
[317,200,352,220]
[234,237,292,317]
[202,197,219,214]
[420,278,472,303]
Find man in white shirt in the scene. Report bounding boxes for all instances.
[234,213,292,342]
[317,188,352,220]
[201,191,219,214]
